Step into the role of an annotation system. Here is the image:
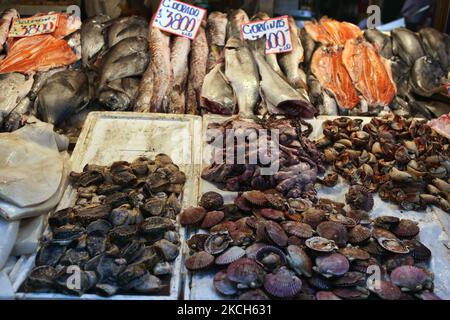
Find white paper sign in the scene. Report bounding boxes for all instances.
[8,14,58,38]
[241,16,293,54]
[152,0,207,40]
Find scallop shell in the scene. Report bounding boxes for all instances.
[333,287,370,300]
[377,237,410,254]
[179,207,206,226]
[243,191,268,206]
[338,246,371,261]
[332,271,366,287]
[316,221,348,247]
[391,219,420,238]
[227,258,266,289]
[308,275,333,290]
[316,291,342,300]
[210,221,237,233]
[214,270,238,296]
[255,246,287,271]
[302,208,327,228]
[185,251,215,271]
[234,195,253,212]
[246,243,267,260]
[205,232,232,255]
[404,239,432,262]
[199,192,224,211]
[348,225,372,244]
[255,208,284,221]
[315,253,350,278]
[215,246,246,265]
[345,185,374,212]
[305,237,338,253]
[239,289,270,300]
[390,266,430,292]
[200,211,225,229]
[329,214,357,228]
[282,221,314,239]
[263,267,302,298]
[372,227,398,241]
[265,193,286,210]
[264,221,288,247]
[187,234,209,252]
[369,280,402,300]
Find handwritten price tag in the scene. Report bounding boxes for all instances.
[152,0,207,40]
[9,14,58,38]
[241,16,293,55]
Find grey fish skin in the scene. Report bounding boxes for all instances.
[225,40,260,118]
[99,36,149,90]
[207,12,228,47]
[107,16,148,48]
[300,27,316,69]
[168,36,191,114]
[99,77,140,111]
[2,97,32,132]
[187,26,209,115]
[0,8,19,54]
[134,25,154,113]
[307,75,338,116]
[391,28,425,66]
[419,27,450,71]
[278,17,306,90]
[227,9,249,44]
[81,15,111,68]
[364,29,393,59]
[410,56,446,98]
[201,63,235,115]
[251,12,283,76]
[37,70,89,126]
[390,56,411,98]
[29,68,66,101]
[0,73,34,118]
[249,39,316,119]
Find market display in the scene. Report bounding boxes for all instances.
[21,155,185,296]
[0,2,449,302]
[183,191,440,300]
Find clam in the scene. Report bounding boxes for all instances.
[372,227,398,241]
[205,232,232,255]
[255,246,287,271]
[25,266,58,290]
[133,273,163,294]
[35,243,66,267]
[314,253,350,278]
[214,270,238,296]
[153,262,172,276]
[263,267,302,299]
[154,239,180,262]
[185,251,215,271]
[286,245,313,277]
[215,246,246,266]
[390,266,433,292]
[316,221,348,247]
[377,237,410,254]
[201,211,225,229]
[120,240,145,263]
[179,207,206,226]
[86,234,108,257]
[305,237,338,253]
[87,219,113,235]
[140,217,175,240]
[55,269,97,296]
[52,224,85,246]
[199,192,224,211]
[96,255,127,282]
[48,208,74,228]
[109,225,137,245]
[227,258,266,289]
[141,196,167,217]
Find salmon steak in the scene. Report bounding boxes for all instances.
[305,17,362,46]
[311,46,360,110]
[342,39,396,107]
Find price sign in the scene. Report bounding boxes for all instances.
[8,14,58,38]
[152,0,207,40]
[241,16,293,55]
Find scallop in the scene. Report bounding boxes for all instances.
[215,246,246,266]
[314,253,350,278]
[185,251,215,271]
[263,267,302,298]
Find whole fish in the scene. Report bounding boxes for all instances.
[29,68,66,100]
[225,38,260,117]
[37,70,89,125]
[249,39,316,118]
[201,63,235,115]
[206,12,228,72]
[99,36,149,89]
[227,9,249,44]
[168,36,191,114]
[134,25,154,113]
[0,73,34,119]
[278,17,306,90]
[419,27,450,71]
[2,97,33,132]
[81,15,111,67]
[187,26,209,114]
[391,28,425,66]
[0,9,19,54]
[300,27,316,68]
[251,12,283,76]
[108,16,148,48]
[364,28,393,59]
[148,28,172,113]
[410,56,446,98]
[99,77,140,111]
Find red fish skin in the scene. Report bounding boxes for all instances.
[305,18,362,46]
[342,39,396,107]
[311,46,360,109]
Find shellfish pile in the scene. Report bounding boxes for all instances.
[316,116,450,213]
[21,155,185,296]
[183,191,440,300]
[202,117,325,200]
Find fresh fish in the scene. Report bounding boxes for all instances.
[108,16,148,48]
[311,46,359,110]
[37,70,89,125]
[187,26,209,115]
[29,68,66,100]
[300,27,316,68]
[391,28,425,66]
[81,15,111,67]
[227,9,249,43]
[390,56,411,98]
[168,37,191,114]
[249,38,316,118]
[206,12,228,72]
[225,38,260,117]
[278,17,306,90]
[2,97,32,132]
[410,56,446,98]
[149,28,172,113]
[0,73,34,119]
[304,17,362,46]
[342,39,396,107]
[99,77,140,111]
[251,12,283,76]
[0,218,19,270]
[0,9,19,54]
[308,75,338,116]
[419,27,450,71]
[99,36,149,89]
[364,28,393,59]
[201,63,235,115]
[134,25,154,113]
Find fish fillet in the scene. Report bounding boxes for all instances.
[311,46,360,109]
[305,17,362,46]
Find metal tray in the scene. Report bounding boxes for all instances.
[15,112,203,300]
[186,115,450,300]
